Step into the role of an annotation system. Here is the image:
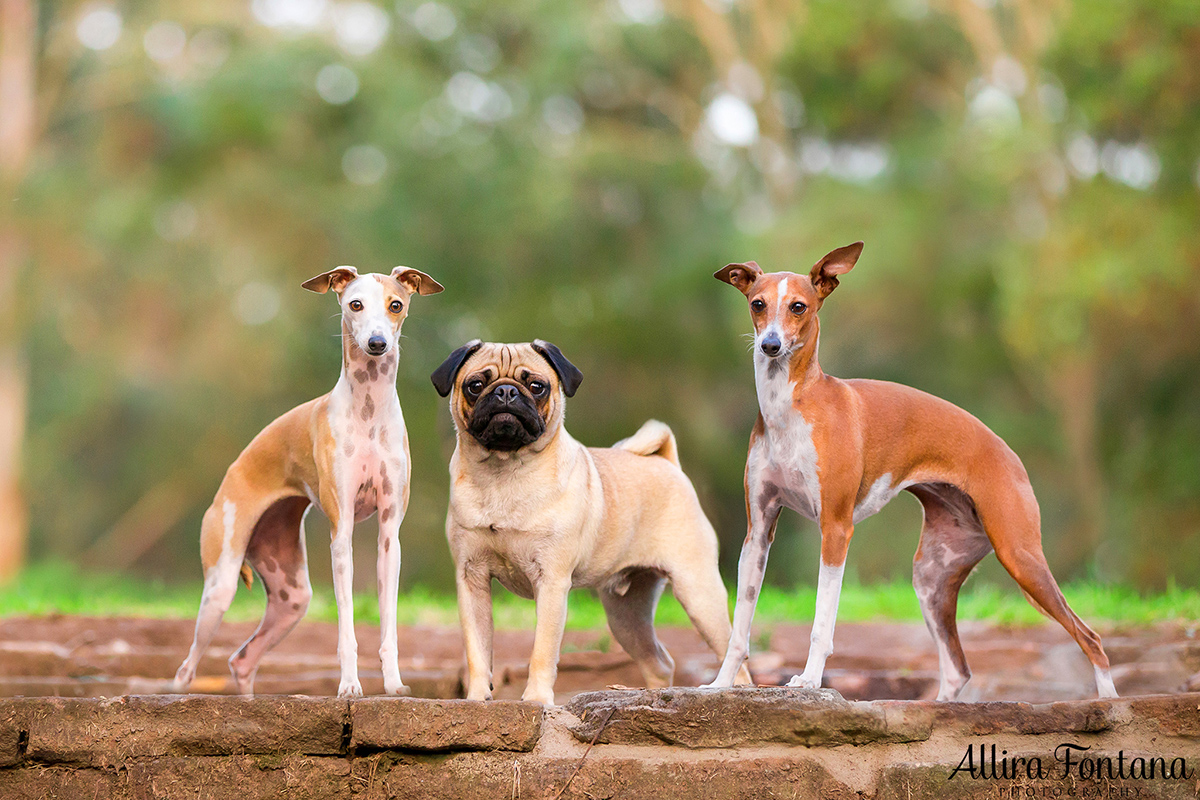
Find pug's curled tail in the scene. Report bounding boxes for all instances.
[614,420,679,466]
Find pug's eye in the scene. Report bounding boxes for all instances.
[528,380,547,396]
[465,379,484,399]
[349,300,363,312]
[750,299,766,313]
[790,301,807,315]
[389,300,403,313]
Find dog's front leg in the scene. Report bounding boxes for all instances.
[704,459,781,689]
[524,573,571,705]
[377,497,408,696]
[457,556,495,701]
[330,508,363,698]
[788,515,852,689]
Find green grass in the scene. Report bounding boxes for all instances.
[2,561,1198,630]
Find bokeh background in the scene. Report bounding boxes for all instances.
[0,0,1197,596]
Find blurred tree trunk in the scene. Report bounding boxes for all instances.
[0,0,36,581]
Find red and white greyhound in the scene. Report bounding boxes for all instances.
[704,243,1117,700]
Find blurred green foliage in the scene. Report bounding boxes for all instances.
[7,0,1199,596]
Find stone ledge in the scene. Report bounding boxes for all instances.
[350,698,542,752]
[565,689,1200,749]
[564,687,935,747]
[0,692,1195,799]
[15,695,349,766]
[929,698,1116,735]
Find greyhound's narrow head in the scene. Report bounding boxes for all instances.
[303,265,443,358]
[715,243,862,362]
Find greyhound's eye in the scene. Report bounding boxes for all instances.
[348,300,363,312]
[390,300,403,313]
[528,380,547,396]
[790,301,807,315]
[750,299,766,313]
[465,379,484,399]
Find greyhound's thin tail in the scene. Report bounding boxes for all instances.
[614,420,679,466]
[239,563,254,591]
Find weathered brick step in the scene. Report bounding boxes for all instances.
[0,691,1197,799]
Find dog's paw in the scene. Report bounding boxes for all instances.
[785,672,821,689]
[521,687,556,706]
[384,681,412,697]
[172,666,194,693]
[338,680,364,698]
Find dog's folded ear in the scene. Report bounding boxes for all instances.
[531,340,583,398]
[714,261,762,294]
[810,242,863,299]
[431,340,483,397]
[302,266,359,294]
[392,266,445,296]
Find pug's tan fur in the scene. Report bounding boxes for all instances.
[437,341,752,704]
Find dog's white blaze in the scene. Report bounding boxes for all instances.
[341,275,393,352]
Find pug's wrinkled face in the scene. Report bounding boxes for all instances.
[432,340,583,453]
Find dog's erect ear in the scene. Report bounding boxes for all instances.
[302,266,359,295]
[531,339,583,398]
[392,266,445,296]
[714,261,762,295]
[809,242,863,300]
[431,340,483,397]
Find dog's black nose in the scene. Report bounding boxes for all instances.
[493,385,519,405]
[760,333,782,357]
[366,336,387,355]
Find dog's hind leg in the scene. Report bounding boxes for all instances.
[909,483,993,701]
[228,496,313,695]
[174,493,258,692]
[671,562,754,686]
[973,479,1117,698]
[600,568,675,688]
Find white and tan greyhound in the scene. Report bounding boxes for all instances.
[705,243,1117,700]
[173,265,443,698]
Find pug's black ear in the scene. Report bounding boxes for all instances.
[531,339,583,398]
[431,340,483,397]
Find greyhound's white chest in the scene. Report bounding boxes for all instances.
[753,358,822,521]
[329,387,409,522]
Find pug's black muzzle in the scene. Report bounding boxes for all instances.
[466,384,545,451]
